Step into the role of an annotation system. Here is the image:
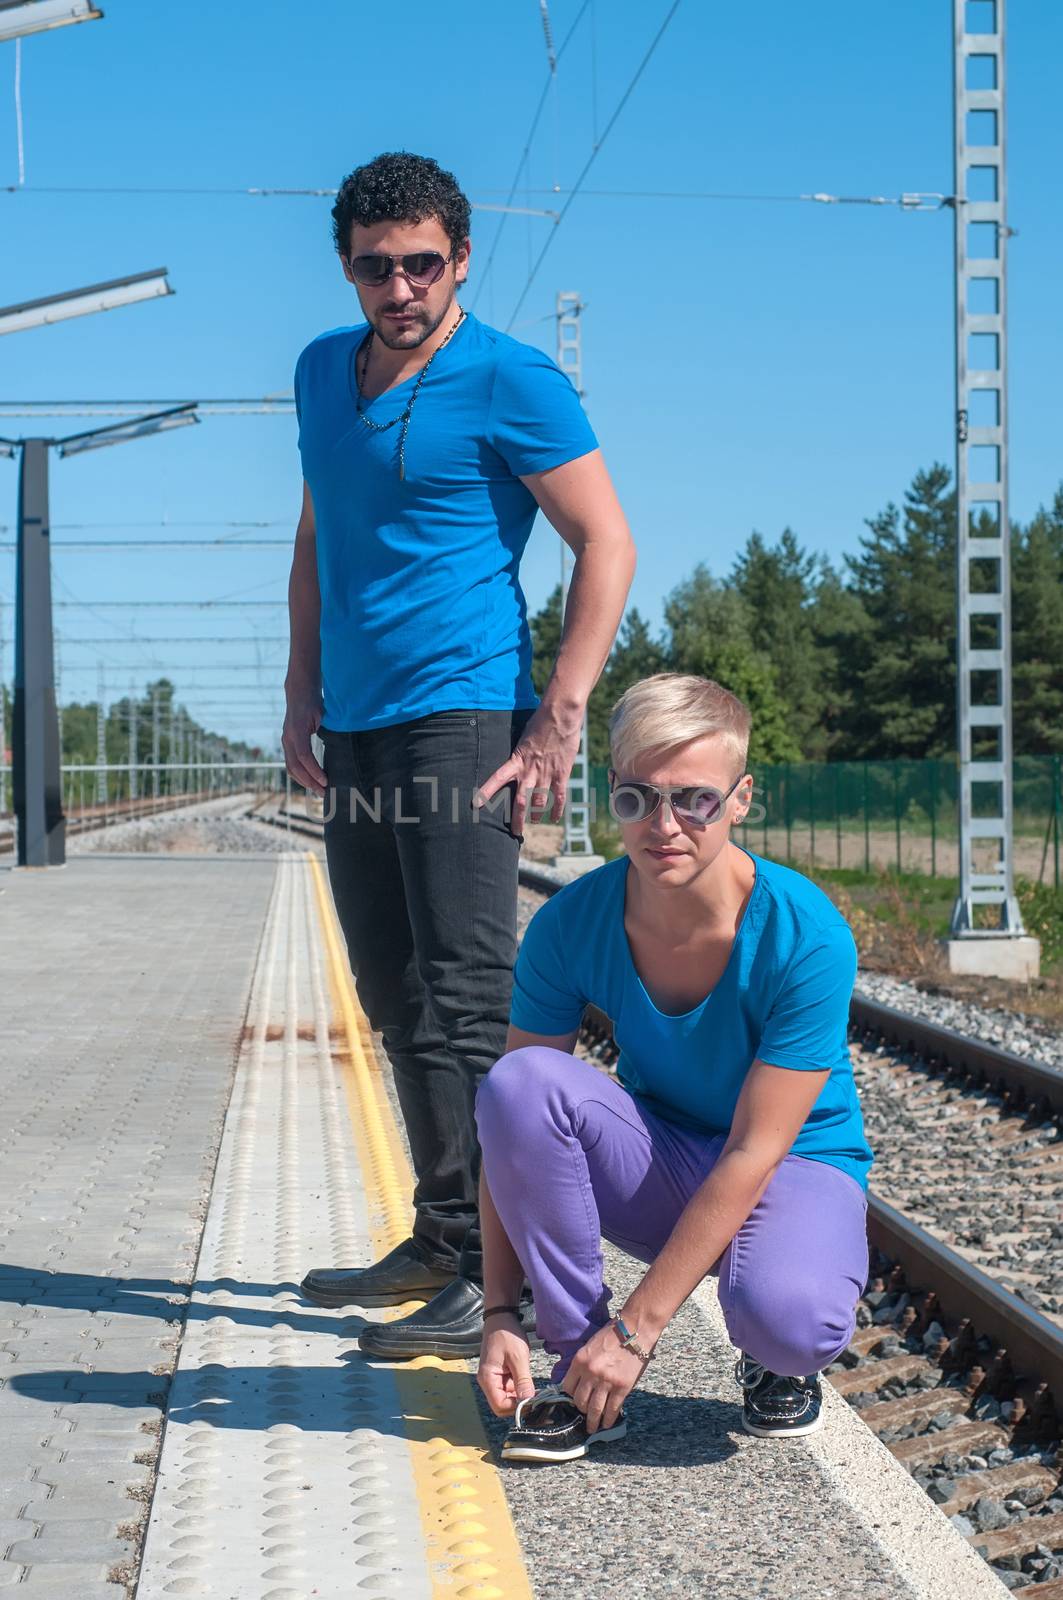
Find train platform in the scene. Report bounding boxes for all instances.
[0,851,1009,1599]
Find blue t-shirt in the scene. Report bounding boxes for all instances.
[510,849,873,1189]
[294,310,599,731]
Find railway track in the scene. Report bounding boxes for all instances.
[0,790,230,856]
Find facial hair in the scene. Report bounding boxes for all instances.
[369,288,455,351]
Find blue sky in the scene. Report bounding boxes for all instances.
[1,0,1060,750]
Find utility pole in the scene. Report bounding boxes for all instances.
[11,440,65,864]
[128,680,138,802]
[95,664,106,806]
[947,0,1037,980]
[151,686,160,801]
[555,291,601,871]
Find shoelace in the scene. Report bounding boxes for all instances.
[513,1383,569,1428]
[735,1355,811,1394]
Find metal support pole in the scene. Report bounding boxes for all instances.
[151,687,160,802]
[556,290,595,860]
[128,680,138,802]
[950,0,1022,935]
[96,665,107,806]
[13,439,65,866]
[0,682,7,815]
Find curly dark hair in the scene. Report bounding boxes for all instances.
[331,152,472,258]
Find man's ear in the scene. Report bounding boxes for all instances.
[455,236,472,284]
[339,252,355,286]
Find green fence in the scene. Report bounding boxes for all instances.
[588,754,1063,888]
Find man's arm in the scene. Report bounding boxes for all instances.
[475,448,635,835]
[282,479,327,797]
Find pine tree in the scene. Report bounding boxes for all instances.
[730,528,825,756]
[662,566,801,763]
[842,464,957,758]
[1012,487,1063,754]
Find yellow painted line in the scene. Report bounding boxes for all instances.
[307,853,535,1600]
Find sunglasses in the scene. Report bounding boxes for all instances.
[346,250,454,288]
[607,770,745,828]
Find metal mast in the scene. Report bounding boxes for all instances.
[556,291,595,859]
[950,0,1022,938]
[12,441,65,865]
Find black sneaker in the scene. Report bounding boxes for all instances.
[736,1354,823,1438]
[501,1385,627,1463]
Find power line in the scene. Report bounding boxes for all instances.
[54,635,290,644]
[0,539,291,550]
[506,0,684,331]
[52,600,286,609]
[1,184,556,219]
[470,0,592,314]
[0,400,294,418]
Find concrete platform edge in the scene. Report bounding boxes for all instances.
[689,1282,1007,1599]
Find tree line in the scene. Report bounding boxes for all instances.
[531,463,1063,767]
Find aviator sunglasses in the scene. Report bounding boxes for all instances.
[346,249,454,288]
[608,769,745,828]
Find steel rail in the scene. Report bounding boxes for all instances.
[850,993,1063,1117]
[867,1196,1063,1419]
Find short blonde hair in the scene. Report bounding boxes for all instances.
[609,673,752,778]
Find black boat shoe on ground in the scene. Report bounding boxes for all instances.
[300,1237,455,1308]
[501,1385,628,1463]
[736,1354,823,1437]
[358,1275,488,1360]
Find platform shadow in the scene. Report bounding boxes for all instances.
[6,1360,741,1465]
[0,1262,371,1338]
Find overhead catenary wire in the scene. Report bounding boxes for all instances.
[55,635,290,644]
[0,539,291,550]
[471,0,592,315]
[505,0,684,331]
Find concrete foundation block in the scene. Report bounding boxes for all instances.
[552,852,606,876]
[945,935,1041,982]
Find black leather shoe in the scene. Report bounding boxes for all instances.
[501,1385,627,1462]
[736,1354,823,1437]
[358,1276,488,1360]
[300,1237,455,1308]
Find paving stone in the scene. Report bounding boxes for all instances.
[0,857,276,1599]
[0,1484,51,1519]
[0,1564,118,1594]
[8,1517,133,1563]
[0,1517,42,1542]
[12,1581,127,1599]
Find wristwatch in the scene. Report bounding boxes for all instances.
[612,1313,656,1363]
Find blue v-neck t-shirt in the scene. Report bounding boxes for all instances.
[510,849,873,1189]
[294,310,598,732]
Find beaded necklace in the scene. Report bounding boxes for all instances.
[354,306,467,480]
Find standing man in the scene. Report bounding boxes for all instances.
[285,152,635,1360]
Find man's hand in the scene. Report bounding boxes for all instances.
[561,1321,650,1433]
[477,1317,536,1417]
[282,688,327,798]
[474,705,583,837]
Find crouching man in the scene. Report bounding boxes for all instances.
[474,672,873,1462]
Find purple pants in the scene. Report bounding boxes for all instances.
[475,1047,868,1381]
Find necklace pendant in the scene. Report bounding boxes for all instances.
[399,458,406,482]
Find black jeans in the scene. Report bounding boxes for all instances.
[319,707,535,1283]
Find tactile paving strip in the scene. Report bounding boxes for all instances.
[307,855,533,1600]
[137,856,432,1599]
